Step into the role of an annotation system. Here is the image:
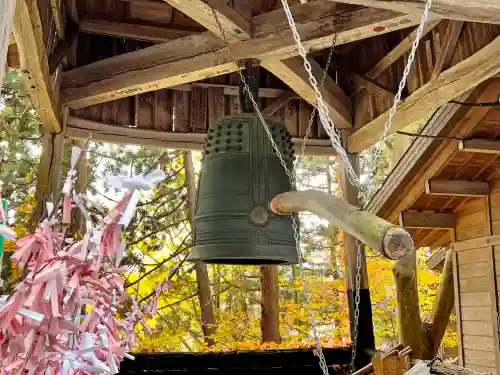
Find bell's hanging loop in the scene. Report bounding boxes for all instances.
[188,114,299,265]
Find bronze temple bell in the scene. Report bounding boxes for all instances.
[187,61,299,265]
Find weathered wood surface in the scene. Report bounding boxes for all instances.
[330,0,500,24]
[348,35,500,153]
[269,189,414,259]
[60,4,421,108]
[13,0,62,132]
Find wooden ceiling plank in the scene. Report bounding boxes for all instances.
[425,180,490,197]
[13,0,62,132]
[328,0,500,25]
[262,57,353,128]
[61,6,420,109]
[347,36,500,153]
[365,19,441,80]
[79,19,195,43]
[399,211,456,229]
[431,20,464,80]
[163,0,251,41]
[458,139,500,154]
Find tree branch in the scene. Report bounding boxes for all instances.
[428,249,455,355]
[126,219,188,246]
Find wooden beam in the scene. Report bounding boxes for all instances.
[425,180,489,197]
[167,0,352,128]
[329,0,500,24]
[263,57,352,128]
[79,19,194,43]
[347,72,396,100]
[347,35,500,153]
[452,233,500,252]
[172,83,289,98]
[426,247,447,271]
[430,20,463,80]
[365,20,441,79]
[13,0,62,132]
[458,139,500,154]
[48,20,79,74]
[61,5,422,108]
[262,92,299,117]
[66,116,336,155]
[50,0,64,39]
[163,0,251,42]
[398,211,456,229]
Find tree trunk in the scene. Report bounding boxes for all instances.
[71,139,88,236]
[184,151,216,346]
[260,265,280,343]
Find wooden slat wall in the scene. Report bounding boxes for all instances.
[453,179,500,373]
[350,22,500,128]
[71,78,324,141]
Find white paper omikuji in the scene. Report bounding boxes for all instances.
[0,168,171,375]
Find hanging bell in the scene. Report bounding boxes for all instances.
[188,113,299,265]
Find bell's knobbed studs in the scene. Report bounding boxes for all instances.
[188,114,299,265]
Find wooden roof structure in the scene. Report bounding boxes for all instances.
[6,0,500,157]
[367,80,500,248]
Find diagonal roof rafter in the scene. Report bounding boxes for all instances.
[60,1,424,130]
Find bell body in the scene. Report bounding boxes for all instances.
[188,114,299,265]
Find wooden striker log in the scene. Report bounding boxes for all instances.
[269,190,414,259]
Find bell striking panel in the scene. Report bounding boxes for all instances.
[188,114,299,265]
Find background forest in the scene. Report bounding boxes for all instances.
[0,68,456,354]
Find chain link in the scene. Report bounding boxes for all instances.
[279,0,433,192]
[210,7,333,375]
[366,0,433,198]
[349,239,364,372]
[210,1,433,373]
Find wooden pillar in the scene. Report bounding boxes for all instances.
[339,134,375,368]
[33,130,65,224]
[261,264,281,343]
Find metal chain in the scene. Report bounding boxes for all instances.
[366,0,433,196]
[210,8,331,375]
[211,0,433,372]
[349,239,364,372]
[278,0,359,187]
[299,16,342,163]
[279,0,433,191]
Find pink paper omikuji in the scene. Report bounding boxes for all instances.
[0,157,170,375]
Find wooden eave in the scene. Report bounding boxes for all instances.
[366,79,500,248]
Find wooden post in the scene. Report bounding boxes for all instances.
[260,264,280,343]
[340,150,375,369]
[0,0,16,87]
